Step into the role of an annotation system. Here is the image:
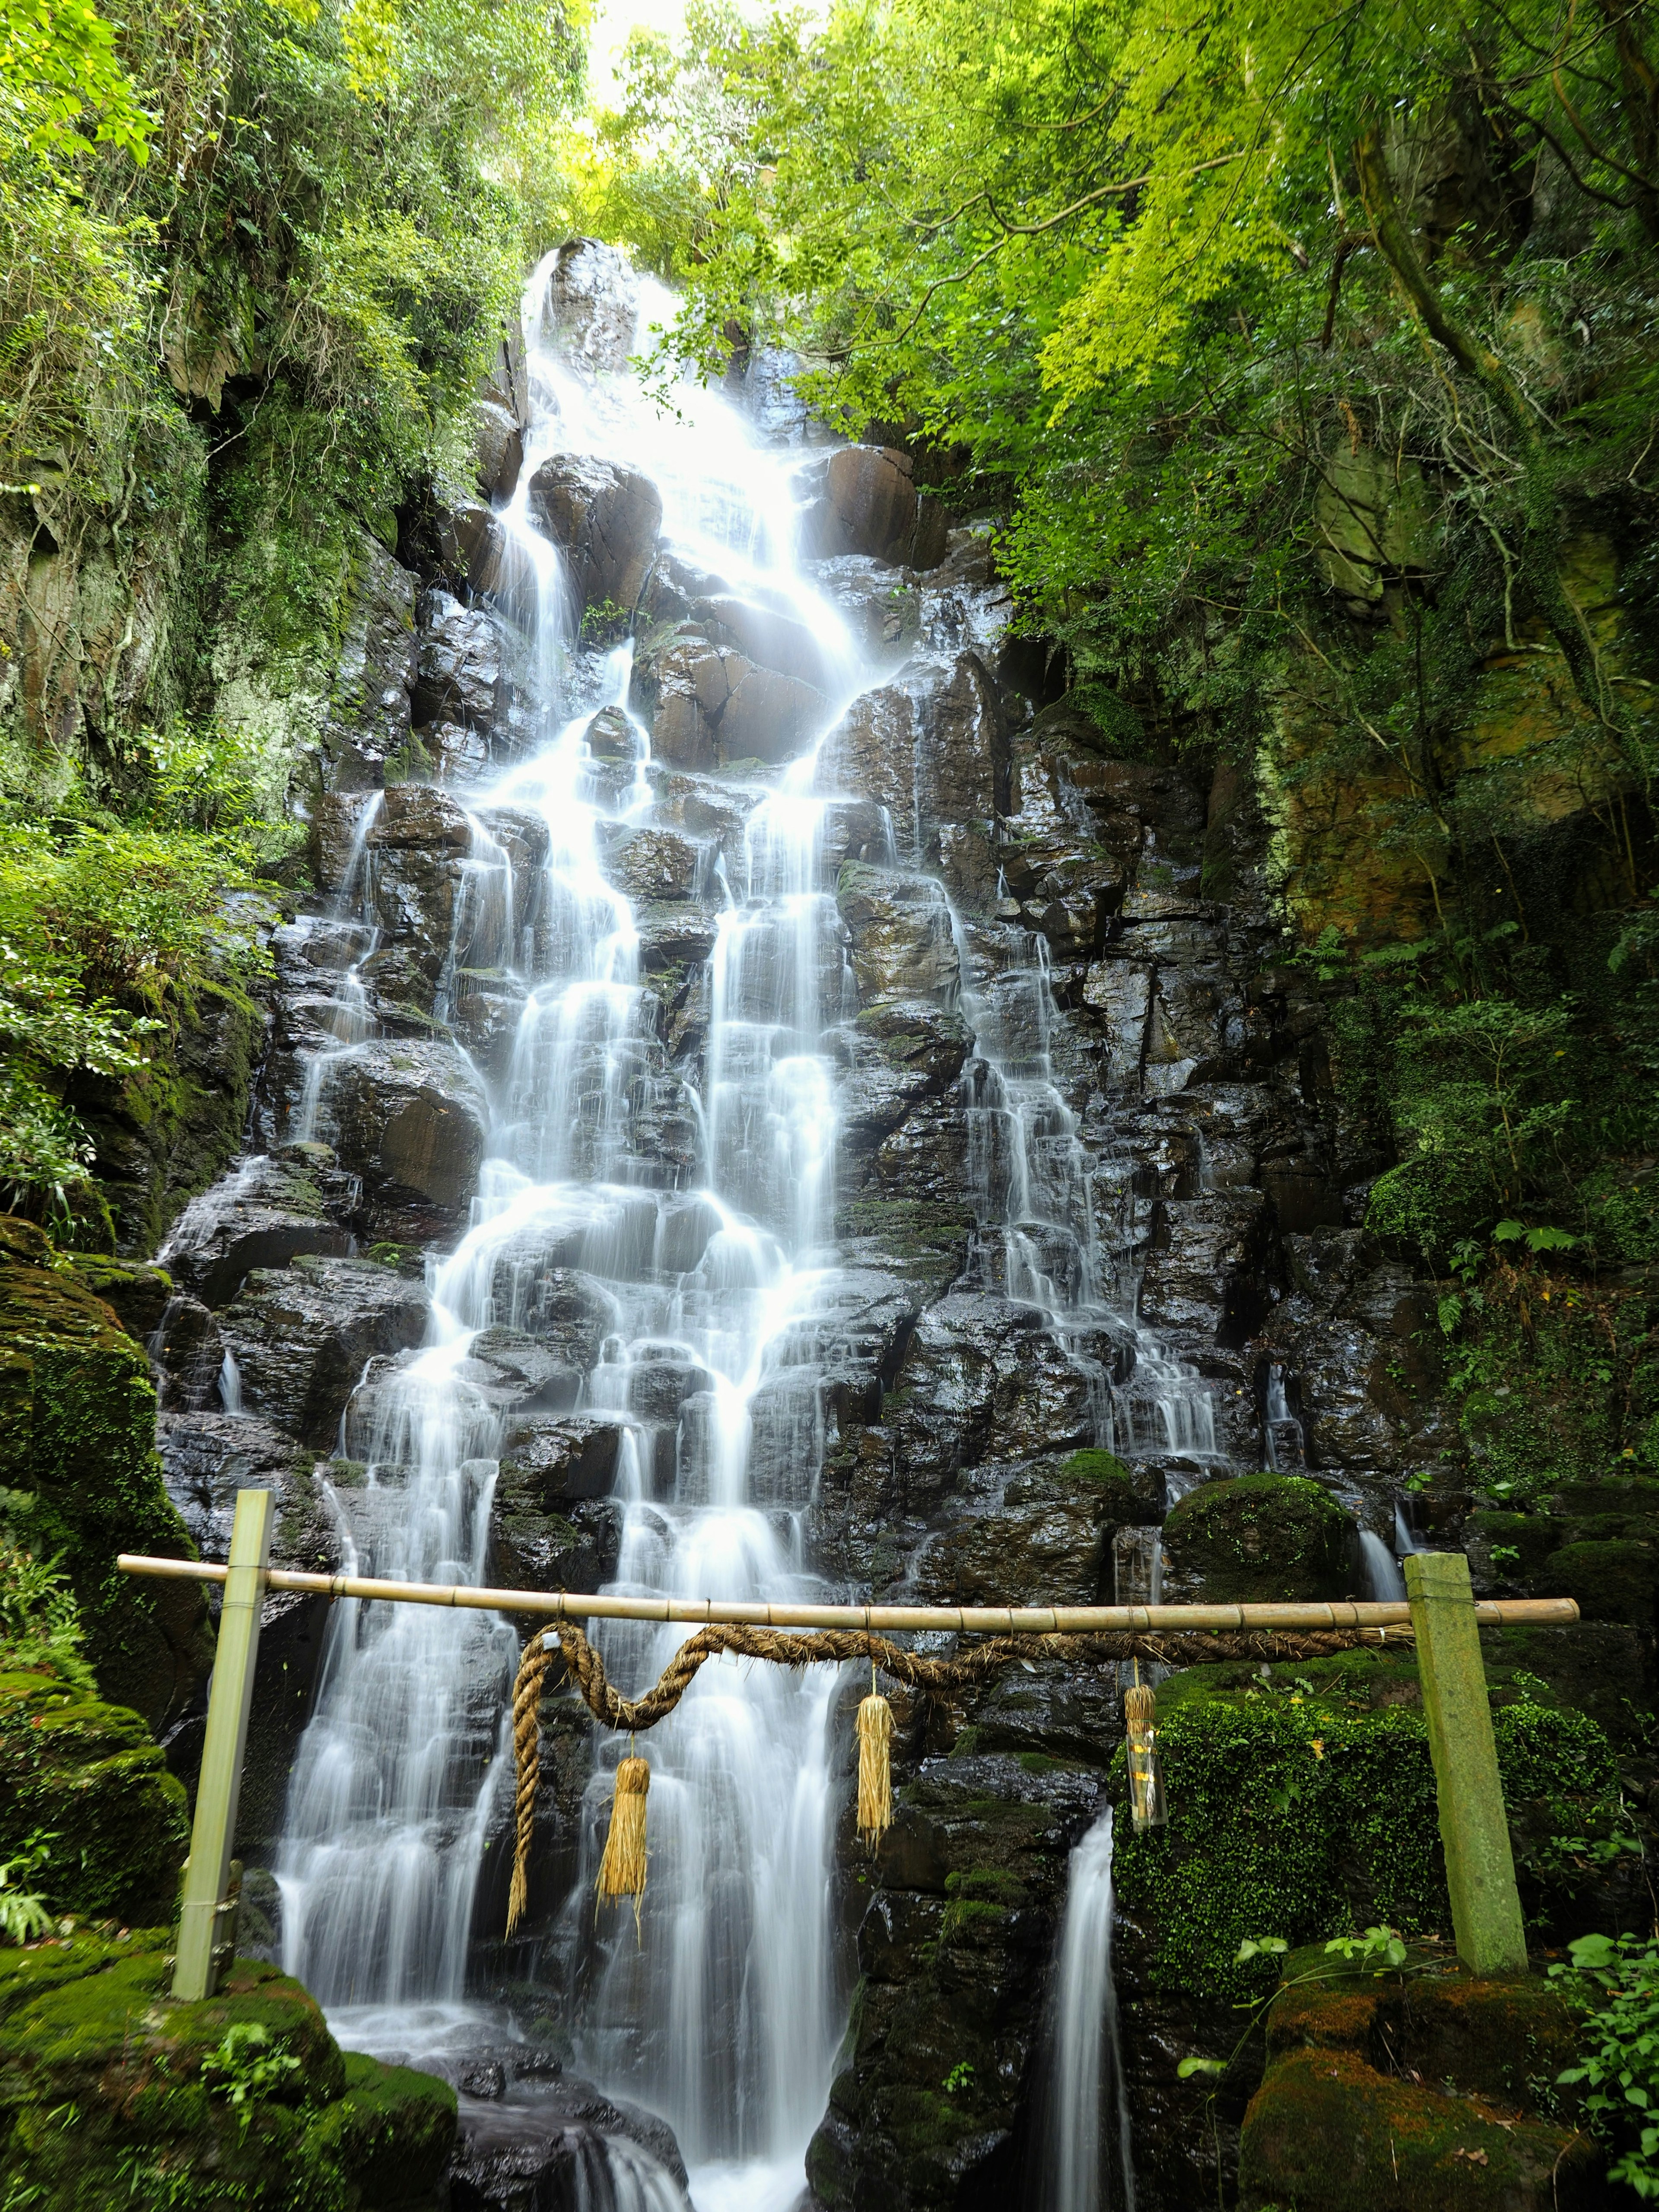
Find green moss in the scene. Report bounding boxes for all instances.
[0,1227,210,1728]
[1162,1474,1354,1602]
[0,1932,455,2210]
[1112,1673,1615,2005]
[0,1669,188,1923]
[1055,1448,1162,1527]
[1542,1536,1658,1625]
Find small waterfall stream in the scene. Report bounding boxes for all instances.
[1036,1808,1135,2212]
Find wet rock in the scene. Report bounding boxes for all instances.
[1161,1472,1359,1602]
[156,1409,342,1840]
[437,496,506,596]
[489,1257,618,1373]
[307,793,377,895]
[810,555,923,659]
[528,456,662,615]
[795,446,949,569]
[817,653,1007,894]
[461,1326,586,1417]
[321,532,419,792]
[636,627,824,768]
[499,1414,627,1503]
[604,826,699,901]
[809,1746,1102,2212]
[696,592,832,690]
[838,869,959,1003]
[329,1038,489,1236]
[494,1497,623,1595]
[584,706,636,761]
[545,238,639,373]
[451,969,529,1079]
[413,592,504,730]
[475,399,524,502]
[884,1294,1126,1510]
[217,1254,430,1446]
[1137,1192,1271,1346]
[450,2076,689,2212]
[151,1294,227,1411]
[158,1147,350,1307]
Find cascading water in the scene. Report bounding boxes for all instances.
[271,253,861,2196]
[1033,1808,1135,2212]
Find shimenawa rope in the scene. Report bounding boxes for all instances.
[504,1617,1410,1936]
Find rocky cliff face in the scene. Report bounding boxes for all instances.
[121,244,1649,2212]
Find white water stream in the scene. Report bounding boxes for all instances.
[1036,1808,1135,2212]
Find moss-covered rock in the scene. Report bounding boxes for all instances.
[1543,1536,1659,1626]
[0,1670,188,1923]
[1112,1663,1621,2005]
[1238,1948,1601,2209]
[1161,1472,1356,1602]
[1054,1447,1165,1528]
[0,1220,210,1729]
[0,1930,455,2209]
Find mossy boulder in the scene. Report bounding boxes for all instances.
[0,1220,210,1729]
[0,1670,188,1923]
[1239,1948,1601,2209]
[1161,1472,1356,1602]
[1054,1448,1164,1528]
[0,1930,455,2209]
[1543,1536,1659,1626]
[1112,1665,1619,2005]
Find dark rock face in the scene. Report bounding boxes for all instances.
[218,1255,430,1446]
[528,456,662,617]
[159,1147,350,1307]
[321,531,420,792]
[328,1039,489,1236]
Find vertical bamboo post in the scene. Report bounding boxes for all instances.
[172,1487,272,2002]
[1405,1549,1528,1977]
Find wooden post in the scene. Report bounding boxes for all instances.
[173,1487,272,2002]
[1405,1549,1528,1977]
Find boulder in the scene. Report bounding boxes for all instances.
[636,628,825,768]
[475,398,523,502]
[158,1147,350,1307]
[59,1252,172,1339]
[498,1413,627,1503]
[460,1326,584,1417]
[307,792,377,895]
[217,1254,430,1446]
[0,1932,456,2210]
[528,455,662,615]
[328,1039,489,1235]
[151,1293,227,1411]
[1161,1472,1357,1602]
[795,445,948,568]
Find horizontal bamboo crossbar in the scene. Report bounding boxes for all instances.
[116,1554,1581,1634]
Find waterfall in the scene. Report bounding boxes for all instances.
[270,250,856,2189]
[1036,1808,1135,2212]
[1359,1528,1406,1602]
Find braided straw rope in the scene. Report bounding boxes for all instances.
[504,1618,1411,1935]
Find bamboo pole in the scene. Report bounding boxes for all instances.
[172,1489,271,2002]
[1407,1551,1529,1976]
[118,1552,1580,1634]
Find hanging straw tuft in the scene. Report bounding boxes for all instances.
[597,1754,651,1923]
[856,1687,895,1847]
[1124,1679,1167,1832]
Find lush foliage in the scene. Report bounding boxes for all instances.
[0,1538,95,1691]
[1552,1929,1659,2199]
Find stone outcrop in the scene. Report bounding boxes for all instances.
[795,446,950,569]
[0,1932,456,2210]
[528,456,663,616]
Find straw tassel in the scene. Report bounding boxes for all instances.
[1124,1679,1168,1832]
[856,1687,894,1847]
[597,1754,650,1924]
